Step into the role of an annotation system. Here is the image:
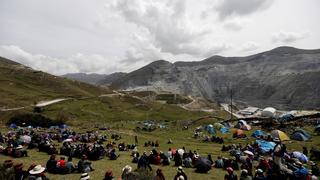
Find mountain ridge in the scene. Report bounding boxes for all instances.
[108,46,320,110]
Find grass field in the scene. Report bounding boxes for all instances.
[1,122,319,180]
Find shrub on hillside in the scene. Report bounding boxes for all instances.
[7,113,67,127]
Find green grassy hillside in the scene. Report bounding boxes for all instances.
[0,56,110,108]
[0,57,227,126]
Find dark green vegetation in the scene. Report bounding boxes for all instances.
[155,93,192,104]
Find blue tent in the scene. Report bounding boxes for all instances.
[292,151,308,163]
[294,129,310,139]
[220,127,229,134]
[251,130,267,138]
[291,132,309,141]
[256,140,276,153]
[59,124,68,129]
[9,123,17,129]
[279,114,294,122]
[205,125,215,134]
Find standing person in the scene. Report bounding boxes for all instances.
[153,168,165,180]
[28,165,48,180]
[174,166,188,180]
[224,167,238,180]
[303,147,308,157]
[272,138,285,167]
[134,136,138,145]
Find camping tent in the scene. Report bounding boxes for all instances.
[220,127,229,134]
[206,124,215,134]
[291,132,309,141]
[213,123,224,130]
[241,124,252,131]
[292,151,308,163]
[294,129,311,139]
[256,140,276,153]
[291,129,310,141]
[252,130,267,138]
[261,107,276,118]
[233,129,246,138]
[271,130,290,141]
[235,120,252,131]
[221,122,232,128]
[9,123,17,129]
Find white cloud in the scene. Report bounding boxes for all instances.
[214,0,274,20]
[0,0,318,74]
[102,0,230,61]
[223,18,251,31]
[272,31,309,43]
[0,45,126,75]
[240,41,259,52]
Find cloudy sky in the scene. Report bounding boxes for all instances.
[0,0,319,75]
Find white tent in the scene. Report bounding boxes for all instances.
[261,107,276,117]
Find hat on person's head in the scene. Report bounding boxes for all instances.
[273,138,280,142]
[177,166,183,172]
[29,165,45,174]
[15,145,23,150]
[256,169,263,174]
[80,173,90,180]
[226,167,234,174]
[241,169,248,174]
[295,161,303,167]
[14,163,23,170]
[122,165,132,174]
[28,163,36,171]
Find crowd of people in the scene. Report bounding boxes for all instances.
[0,125,320,180]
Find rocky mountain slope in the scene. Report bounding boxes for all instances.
[110,47,320,110]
